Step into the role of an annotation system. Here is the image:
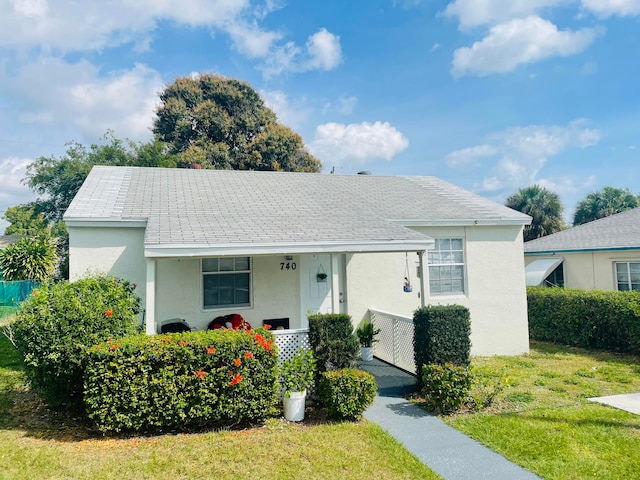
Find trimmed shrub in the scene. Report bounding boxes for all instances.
[308,313,359,372]
[527,286,640,353]
[83,328,279,433]
[413,305,471,376]
[421,363,473,415]
[318,369,377,420]
[9,275,140,408]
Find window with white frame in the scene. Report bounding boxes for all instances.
[428,238,465,296]
[615,262,640,291]
[202,257,251,309]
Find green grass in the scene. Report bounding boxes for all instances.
[443,341,640,480]
[0,334,440,480]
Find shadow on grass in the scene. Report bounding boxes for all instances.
[531,341,640,368]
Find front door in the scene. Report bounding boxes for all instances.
[300,253,333,324]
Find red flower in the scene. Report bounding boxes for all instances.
[233,358,242,367]
[32,290,39,297]
[244,351,254,359]
[263,324,271,330]
[264,341,273,351]
[104,310,113,318]
[108,337,113,342]
[178,340,189,347]
[162,337,171,343]
[109,343,120,351]
[228,373,242,386]
[206,345,216,354]
[195,369,207,380]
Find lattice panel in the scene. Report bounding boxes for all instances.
[273,329,311,365]
[370,310,417,374]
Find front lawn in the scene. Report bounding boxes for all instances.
[445,342,640,480]
[0,333,440,480]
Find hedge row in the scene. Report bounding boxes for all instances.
[84,328,279,433]
[527,286,640,353]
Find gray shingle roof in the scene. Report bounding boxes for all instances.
[524,207,640,253]
[64,166,529,249]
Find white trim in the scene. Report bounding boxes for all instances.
[145,258,156,335]
[201,256,253,310]
[392,218,531,227]
[64,218,147,228]
[145,239,435,258]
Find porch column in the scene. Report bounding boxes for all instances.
[331,253,340,313]
[145,258,156,335]
[418,250,426,308]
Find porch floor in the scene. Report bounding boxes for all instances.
[357,357,419,397]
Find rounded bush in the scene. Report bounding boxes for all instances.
[421,363,473,415]
[9,275,140,408]
[318,369,377,420]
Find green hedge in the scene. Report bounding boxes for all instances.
[308,313,359,372]
[421,363,473,415]
[83,328,279,433]
[318,369,377,420]
[9,275,140,408]
[527,286,640,353]
[413,305,471,376]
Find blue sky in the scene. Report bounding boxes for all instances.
[1,0,639,231]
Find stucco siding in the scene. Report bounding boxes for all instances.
[67,225,146,297]
[155,255,301,331]
[526,250,640,290]
[348,225,529,356]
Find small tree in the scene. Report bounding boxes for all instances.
[0,235,57,281]
[505,185,565,241]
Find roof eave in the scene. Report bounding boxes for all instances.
[64,218,148,228]
[393,218,531,227]
[525,246,640,255]
[144,239,436,258]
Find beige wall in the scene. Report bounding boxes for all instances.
[525,250,640,290]
[67,225,147,301]
[348,225,530,356]
[155,255,301,331]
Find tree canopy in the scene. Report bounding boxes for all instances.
[572,186,639,226]
[153,74,321,172]
[505,185,565,242]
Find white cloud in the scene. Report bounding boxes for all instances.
[337,96,358,115]
[226,22,283,58]
[259,89,311,129]
[445,144,497,166]
[0,0,247,52]
[581,0,640,17]
[2,59,162,141]
[309,121,409,165]
[261,28,343,77]
[446,121,601,193]
[451,15,597,77]
[444,0,566,29]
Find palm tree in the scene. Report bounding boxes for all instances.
[572,186,639,226]
[505,185,565,241]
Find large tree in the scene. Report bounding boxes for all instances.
[572,186,639,226]
[153,74,321,172]
[505,185,565,241]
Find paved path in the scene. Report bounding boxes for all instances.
[364,394,541,480]
[589,392,640,415]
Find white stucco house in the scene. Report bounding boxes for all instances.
[524,207,640,291]
[64,166,531,356]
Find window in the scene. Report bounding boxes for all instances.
[202,257,251,309]
[544,263,564,288]
[615,262,640,291]
[428,238,465,296]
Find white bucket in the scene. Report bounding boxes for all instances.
[360,347,374,361]
[283,390,306,421]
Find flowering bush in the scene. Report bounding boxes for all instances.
[8,274,140,408]
[83,328,279,433]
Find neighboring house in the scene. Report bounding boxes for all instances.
[64,166,532,356]
[524,207,640,291]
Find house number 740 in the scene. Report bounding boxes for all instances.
[280,262,297,270]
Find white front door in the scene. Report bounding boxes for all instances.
[300,253,333,324]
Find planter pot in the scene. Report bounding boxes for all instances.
[283,390,307,421]
[403,285,413,293]
[360,346,374,361]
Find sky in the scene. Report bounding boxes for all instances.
[1,0,639,232]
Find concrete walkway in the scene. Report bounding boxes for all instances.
[359,359,540,479]
[364,394,541,480]
[589,392,640,415]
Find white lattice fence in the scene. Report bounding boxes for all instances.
[273,328,311,364]
[369,309,416,374]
